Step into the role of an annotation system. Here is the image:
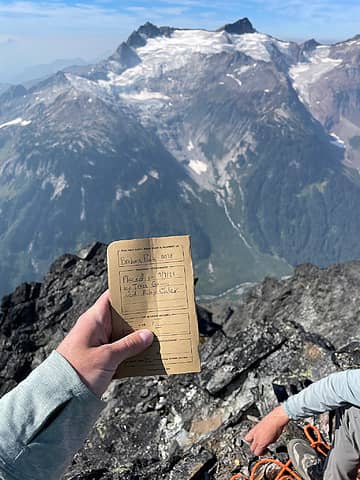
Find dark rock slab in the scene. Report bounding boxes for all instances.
[333,341,360,368]
[200,323,285,395]
[169,446,215,479]
[220,18,256,35]
[109,43,141,69]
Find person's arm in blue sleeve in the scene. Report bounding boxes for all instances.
[0,351,105,480]
[283,369,360,420]
[244,369,360,456]
[0,291,153,480]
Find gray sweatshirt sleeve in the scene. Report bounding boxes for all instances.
[283,369,360,420]
[0,350,106,480]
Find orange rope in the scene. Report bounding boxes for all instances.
[230,422,360,480]
[304,423,360,479]
[304,424,330,458]
[229,458,303,480]
[250,459,303,480]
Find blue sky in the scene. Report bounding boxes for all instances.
[0,0,360,82]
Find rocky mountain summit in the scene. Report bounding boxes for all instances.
[218,18,256,35]
[1,243,359,479]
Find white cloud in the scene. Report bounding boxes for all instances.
[135,0,210,6]
[126,6,189,16]
[250,0,360,24]
[0,2,136,31]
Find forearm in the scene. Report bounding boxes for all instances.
[283,369,360,420]
[0,351,105,480]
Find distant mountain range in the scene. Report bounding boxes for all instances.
[10,58,88,85]
[0,83,12,94]
[1,18,360,298]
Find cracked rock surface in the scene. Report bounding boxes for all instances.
[1,243,359,479]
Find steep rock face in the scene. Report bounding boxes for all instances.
[219,18,256,35]
[126,22,176,49]
[289,36,360,168]
[0,82,229,296]
[299,39,320,56]
[109,43,141,70]
[1,244,359,479]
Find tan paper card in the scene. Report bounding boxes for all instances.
[107,235,201,377]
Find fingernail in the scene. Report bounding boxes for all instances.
[138,329,154,346]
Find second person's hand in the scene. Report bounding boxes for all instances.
[244,405,290,456]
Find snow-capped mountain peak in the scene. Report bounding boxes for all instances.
[1,18,360,301]
[95,26,298,99]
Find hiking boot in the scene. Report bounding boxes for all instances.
[249,460,282,480]
[287,439,324,480]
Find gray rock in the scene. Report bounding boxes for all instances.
[1,247,359,478]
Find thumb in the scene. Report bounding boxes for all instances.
[244,431,254,442]
[93,289,110,318]
[108,329,154,364]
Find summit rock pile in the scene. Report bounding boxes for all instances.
[1,242,359,479]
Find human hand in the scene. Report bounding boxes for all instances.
[56,290,153,398]
[244,405,290,456]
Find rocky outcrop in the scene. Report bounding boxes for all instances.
[109,43,141,69]
[0,84,27,102]
[298,38,320,61]
[219,18,256,35]
[1,243,359,479]
[126,22,176,48]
